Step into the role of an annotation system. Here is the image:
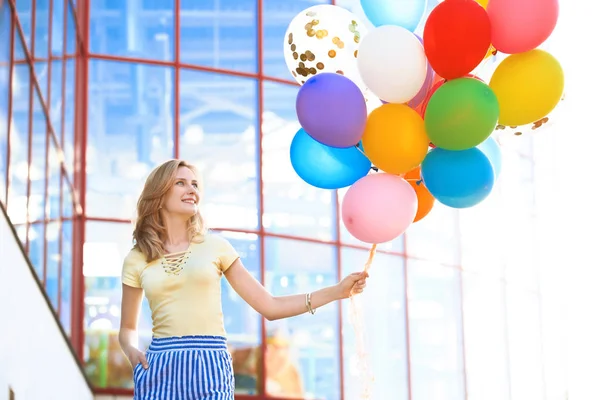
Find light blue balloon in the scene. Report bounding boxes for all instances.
[290,128,371,190]
[360,0,427,32]
[421,147,495,209]
[476,137,502,179]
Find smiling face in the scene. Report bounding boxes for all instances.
[161,166,200,219]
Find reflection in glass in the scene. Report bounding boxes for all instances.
[458,189,506,278]
[46,221,61,309]
[30,93,47,223]
[180,0,257,73]
[504,215,537,291]
[7,56,30,227]
[407,259,465,400]
[63,60,76,179]
[217,230,262,395]
[34,0,50,58]
[406,204,460,266]
[86,60,174,219]
[341,249,409,400]
[51,0,66,57]
[61,220,73,334]
[28,223,45,280]
[179,70,258,231]
[462,272,510,400]
[262,81,335,240]
[83,221,152,389]
[506,288,544,400]
[15,0,32,57]
[265,237,340,399]
[90,0,174,61]
[0,4,10,205]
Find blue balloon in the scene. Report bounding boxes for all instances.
[290,128,371,190]
[421,147,495,208]
[477,137,502,179]
[360,0,427,32]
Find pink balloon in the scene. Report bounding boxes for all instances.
[341,173,417,244]
[487,0,559,54]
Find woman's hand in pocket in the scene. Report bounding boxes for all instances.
[124,346,148,370]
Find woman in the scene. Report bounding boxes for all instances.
[120,159,369,399]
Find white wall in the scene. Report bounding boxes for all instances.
[0,207,93,400]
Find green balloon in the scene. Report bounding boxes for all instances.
[425,78,499,151]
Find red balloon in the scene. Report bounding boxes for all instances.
[423,0,492,80]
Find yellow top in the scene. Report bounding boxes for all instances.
[121,234,239,338]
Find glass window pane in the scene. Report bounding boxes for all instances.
[46,221,61,309]
[29,91,47,223]
[216,230,262,396]
[406,204,460,266]
[262,81,335,240]
[499,151,534,216]
[51,0,65,56]
[28,222,45,280]
[458,189,505,278]
[63,59,75,179]
[86,61,174,219]
[262,0,329,80]
[180,0,257,73]
[48,144,61,220]
[341,249,409,400]
[60,219,73,334]
[506,288,544,400]
[90,0,174,61]
[462,272,510,400]
[265,237,340,399]
[407,259,465,400]
[83,221,152,389]
[62,175,74,218]
[15,0,32,58]
[179,70,258,231]
[7,58,30,226]
[66,2,76,54]
[504,215,537,291]
[34,0,50,59]
[50,60,63,129]
[0,4,10,205]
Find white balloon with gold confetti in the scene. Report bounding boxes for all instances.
[283,4,368,89]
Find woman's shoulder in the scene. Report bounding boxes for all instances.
[123,246,147,267]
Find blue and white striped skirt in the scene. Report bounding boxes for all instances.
[133,335,234,400]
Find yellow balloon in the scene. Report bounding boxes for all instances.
[476,0,489,8]
[362,104,429,175]
[489,49,564,127]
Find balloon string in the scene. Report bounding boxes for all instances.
[349,243,377,399]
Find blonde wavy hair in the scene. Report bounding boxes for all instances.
[133,159,206,262]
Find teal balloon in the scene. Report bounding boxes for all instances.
[421,147,495,208]
[360,0,427,32]
[290,128,371,189]
[477,137,502,179]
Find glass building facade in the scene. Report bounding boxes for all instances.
[0,0,566,399]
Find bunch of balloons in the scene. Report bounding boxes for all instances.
[284,0,563,245]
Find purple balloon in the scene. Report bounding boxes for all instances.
[408,35,435,108]
[296,73,367,148]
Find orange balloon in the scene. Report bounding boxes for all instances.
[405,167,435,223]
[362,104,430,175]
